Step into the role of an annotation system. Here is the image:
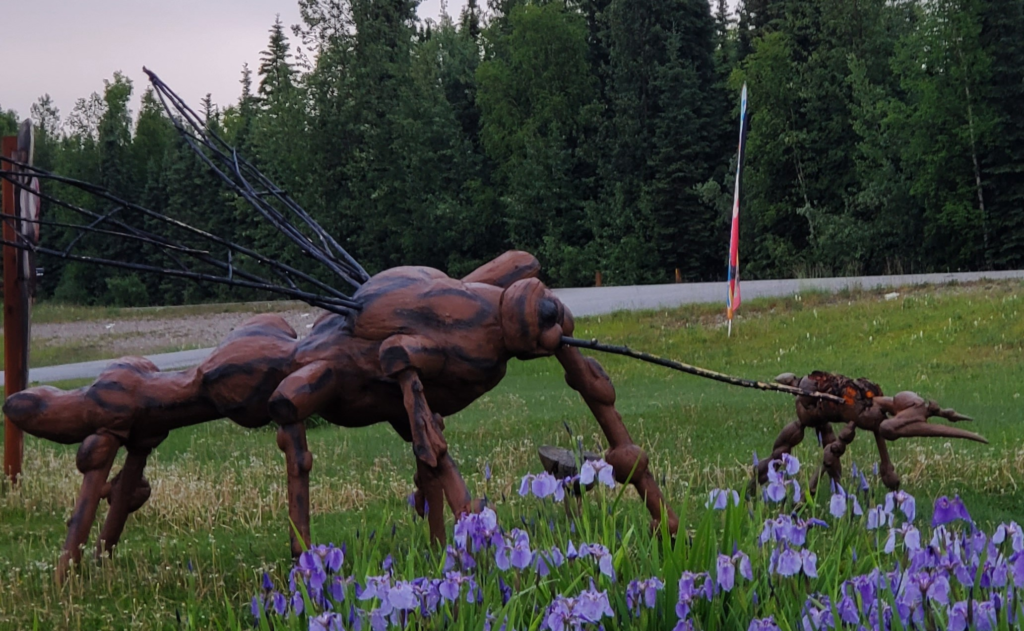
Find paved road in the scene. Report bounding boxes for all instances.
[12,269,1023,384]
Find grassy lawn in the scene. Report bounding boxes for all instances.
[0,281,1021,629]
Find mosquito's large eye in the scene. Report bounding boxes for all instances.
[538,297,559,330]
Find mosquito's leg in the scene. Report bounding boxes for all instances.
[97,445,154,558]
[556,346,678,535]
[58,432,120,580]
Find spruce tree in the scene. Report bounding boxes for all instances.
[978,0,1024,268]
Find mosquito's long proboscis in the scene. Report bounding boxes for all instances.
[561,336,848,404]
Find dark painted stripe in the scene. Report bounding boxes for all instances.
[493,261,539,287]
[86,387,133,415]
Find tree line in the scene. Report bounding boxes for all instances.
[1,0,1021,307]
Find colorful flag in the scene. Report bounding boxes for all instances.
[727,83,748,337]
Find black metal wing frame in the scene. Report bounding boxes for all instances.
[0,69,369,315]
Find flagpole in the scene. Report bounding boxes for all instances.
[727,83,748,337]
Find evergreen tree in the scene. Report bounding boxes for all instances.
[597,0,730,283]
[890,0,994,271]
[477,1,599,285]
[978,0,1024,268]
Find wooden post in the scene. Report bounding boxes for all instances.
[3,134,27,483]
[595,270,602,287]
[674,268,681,283]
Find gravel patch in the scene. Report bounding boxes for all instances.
[32,306,328,358]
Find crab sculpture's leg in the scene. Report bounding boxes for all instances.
[268,360,340,557]
[878,400,986,443]
[57,431,122,578]
[380,335,475,543]
[808,424,839,496]
[96,441,158,557]
[555,346,679,535]
[872,433,902,490]
[817,422,857,494]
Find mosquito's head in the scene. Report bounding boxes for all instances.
[499,278,573,359]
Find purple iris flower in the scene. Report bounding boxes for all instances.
[707,488,740,510]
[866,505,892,530]
[906,571,951,606]
[894,586,925,629]
[866,601,893,630]
[297,551,329,591]
[761,515,798,546]
[676,571,714,620]
[498,575,512,605]
[358,574,391,603]
[801,595,835,631]
[386,580,417,611]
[565,540,578,560]
[836,584,859,624]
[250,595,263,621]
[626,577,665,614]
[993,521,1024,552]
[508,529,533,570]
[980,556,1009,589]
[747,617,782,631]
[802,549,819,578]
[544,584,613,631]
[261,572,274,592]
[368,608,387,631]
[310,543,345,573]
[884,490,916,522]
[884,523,922,554]
[519,472,565,501]
[484,462,491,481]
[291,591,304,616]
[765,471,799,504]
[849,572,878,610]
[771,545,817,578]
[548,546,566,568]
[780,453,801,475]
[310,612,346,631]
[439,571,464,602]
[932,495,972,527]
[272,591,287,616]
[948,599,998,631]
[576,581,614,623]
[414,577,443,615]
[453,507,503,553]
[717,551,753,591]
[581,542,615,579]
[1011,551,1024,587]
[533,472,565,501]
[580,459,616,488]
[829,483,863,519]
[675,573,698,620]
[544,596,577,631]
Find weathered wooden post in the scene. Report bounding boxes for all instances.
[2,121,37,483]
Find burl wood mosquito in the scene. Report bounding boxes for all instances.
[0,71,973,581]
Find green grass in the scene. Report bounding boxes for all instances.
[11,300,308,326]
[0,280,1022,629]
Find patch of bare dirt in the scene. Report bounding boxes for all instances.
[32,306,328,357]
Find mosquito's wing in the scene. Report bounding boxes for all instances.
[0,71,368,315]
[145,68,370,292]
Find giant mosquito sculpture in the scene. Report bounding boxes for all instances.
[0,71,980,580]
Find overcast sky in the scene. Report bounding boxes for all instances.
[3,0,736,127]
[1,0,455,124]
